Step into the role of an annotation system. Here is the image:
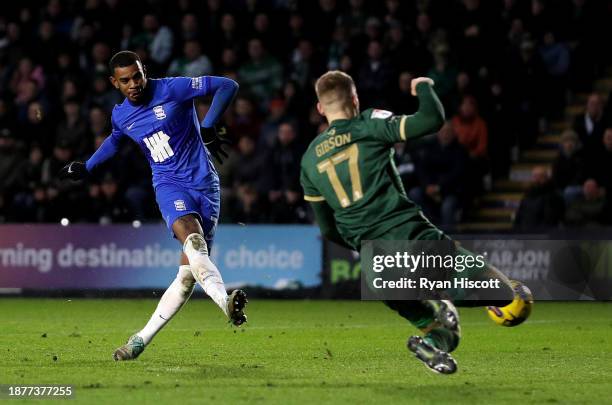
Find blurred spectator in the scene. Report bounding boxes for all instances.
[481,79,515,179]
[260,98,288,148]
[539,31,570,118]
[87,174,130,224]
[0,129,26,205]
[88,74,122,112]
[227,183,267,224]
[455,0,493,75]
[573,93,605,154]
[238,38,283,108]
[262,122,305,223]
[565,179,608,227]
[507,38,546,149]
[55,98,88,156]
[552,129,586,205]
[9,57,46,98]
[338,0,367,39]
[358,40,393,108]
[452,95,488,195]
[22,102,53,154]
[586,128,612,194]
[228,96,262,141]
[390,71,418,114]
[427,44,458,110]
[452,95,488,159]
[216,13,241,62]
[177,13,201,44]
[409,123,467,226]
[132,14,174,68]
[167,40,213,77]
[290,39,322,90]
[514,166,564,231]
[218,135,263,196]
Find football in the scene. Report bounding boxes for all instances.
[487,281,534,327]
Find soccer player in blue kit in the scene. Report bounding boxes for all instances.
[59,51,247,361]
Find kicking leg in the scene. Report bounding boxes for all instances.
[385,300,460,374]
[174,215,247,326]
[113,264,196,361]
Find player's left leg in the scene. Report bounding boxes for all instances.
[385,299,460,374]
[174,215,247,326]
[113,265,196,361]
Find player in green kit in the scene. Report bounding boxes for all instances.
[300,71,533,374]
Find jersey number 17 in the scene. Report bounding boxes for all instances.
[316,144,363,208]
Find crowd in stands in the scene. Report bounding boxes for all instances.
[0,0,611,231]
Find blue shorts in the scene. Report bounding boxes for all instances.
[155,182,220,245]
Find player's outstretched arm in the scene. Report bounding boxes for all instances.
[403,78,445,140]
[309,201,354,250]
[59,130,122,180]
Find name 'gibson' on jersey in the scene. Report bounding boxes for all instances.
[315,131,352,157]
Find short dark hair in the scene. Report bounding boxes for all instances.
[108,51,141,74]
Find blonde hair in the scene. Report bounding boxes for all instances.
[315,71,357,115]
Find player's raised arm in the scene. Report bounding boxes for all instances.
[59,116,124,181]
[404,78,445,139]
[167,75,238,164]
[368,78,444,144]
[199,77,239,164]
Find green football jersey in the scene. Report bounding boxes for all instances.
[301,108,438,249]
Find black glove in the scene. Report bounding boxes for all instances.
[59,161,88,181]
[201,125,232,165]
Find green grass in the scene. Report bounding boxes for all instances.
[1,299,611,404]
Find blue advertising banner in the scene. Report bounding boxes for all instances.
[0,224,322,290]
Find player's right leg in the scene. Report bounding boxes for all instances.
[156,183,248,326]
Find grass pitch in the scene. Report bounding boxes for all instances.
[1,299,611,404]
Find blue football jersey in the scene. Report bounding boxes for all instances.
[104,77,216,190]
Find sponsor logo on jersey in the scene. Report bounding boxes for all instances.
[315,133,352,157]
[153,105,166,120]
[370,109,393,119]
[144,131,174,162]
[192,77,203,90]
[174,200,187,211]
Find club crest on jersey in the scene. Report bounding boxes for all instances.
[174,200,186,211]
[153,105,166,120]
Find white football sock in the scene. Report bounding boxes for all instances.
[137,265,195,345]
[183,233,229,316]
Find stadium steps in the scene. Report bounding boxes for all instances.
[509,163,553,182]
[492,179,530,192]
[565,104,584,117]
[537,134,562,147]
[594,77,612,93]
[455,221,514,232]
[521,149,558,162]
[458,66,612,233]
[465,207,516,223]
